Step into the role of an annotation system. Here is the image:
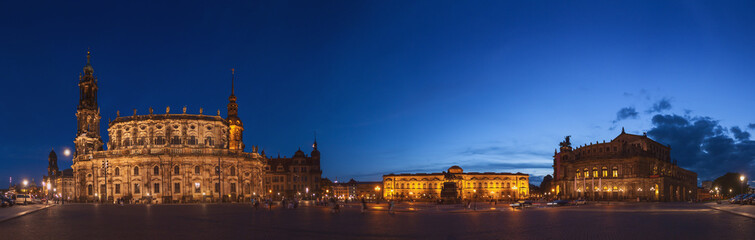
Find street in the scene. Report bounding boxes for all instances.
[0,203,752,239]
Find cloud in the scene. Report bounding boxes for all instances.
[730,127,751,141]
[647,114,755,181]
[613,107,639,123]
[646,98,672,113]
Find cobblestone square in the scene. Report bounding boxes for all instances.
[1,203,752,239]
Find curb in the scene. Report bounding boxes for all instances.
[0,205,53,223]
[708,206,755,220]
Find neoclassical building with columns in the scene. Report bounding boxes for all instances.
[70,52,274,203]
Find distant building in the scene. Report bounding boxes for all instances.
[42,150,75,200]
[383,166,529,200]
[551,129,697,201]
[263,145,322,199]
[701,181,713,191]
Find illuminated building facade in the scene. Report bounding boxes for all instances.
[70,52,267,203]
[263,144,322,199]
[383,166,529,200]
[551,129,697,201]
[42,150,75,200]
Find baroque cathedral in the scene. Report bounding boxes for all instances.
[69,52,321,203]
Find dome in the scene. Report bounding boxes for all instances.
[448,166,463,174]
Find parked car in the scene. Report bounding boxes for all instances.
[575,199,587,205]
[741,194,755,205]
[547,200,570,206]
[729,194,747,204]
[1,195,14,207]
[510,200,533,209]
[15,194,32,205]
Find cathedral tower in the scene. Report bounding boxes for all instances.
[74,51,103,158]
[48,149,60,177]
[227,69,244,151]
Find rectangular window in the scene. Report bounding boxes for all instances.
[134,184,141,194]
[195,183,201,193]
[215,183,220,193]
[174,183,180,193]
[593,170,598,178]
[612,169,618,178]
[230,183,237,193]
[115,184,121,194]
[154,183,160,194]
[602,170,608,177]
[88,184,93,195]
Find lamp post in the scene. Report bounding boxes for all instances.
[740,175,746,195]
[22,180,28,204]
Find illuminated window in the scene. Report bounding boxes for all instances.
[612,167,618,177]
[195,183,201,193]
[592,168,598,178]
[584,168,589,178]
[602,167,608,177]
[576,170,581,178]
[115,167,120,176]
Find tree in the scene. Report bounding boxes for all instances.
[713,172,749,197]
[540,175,553,194]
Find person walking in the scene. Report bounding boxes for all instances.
[361,198,368,214]
[388,199,395,214]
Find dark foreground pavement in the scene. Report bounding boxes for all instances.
[0,203,752,239]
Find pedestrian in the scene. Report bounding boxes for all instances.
[388,199,395,214]
[361,198,367,213]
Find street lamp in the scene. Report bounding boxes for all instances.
[740,175,746,194]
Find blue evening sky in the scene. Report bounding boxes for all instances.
[1,1,754,187]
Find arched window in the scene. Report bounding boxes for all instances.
[171,136,181,145]
[230,166,236,176]
[134,166,140,176]
[612,167,619,177]
[195,166,200,174]
[188,136,197,145]
[205,137,214,146]
[602,167,608,177]
[576,170,581,178]
[115,167,120,176]
[174,166,180,175]
[584,168,589,178]
[154,166,160,175]
[592,167,598,178]
[123,138,131,147]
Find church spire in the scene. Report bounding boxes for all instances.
[227,68,243,151]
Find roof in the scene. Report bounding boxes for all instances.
[111,114,225,125]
